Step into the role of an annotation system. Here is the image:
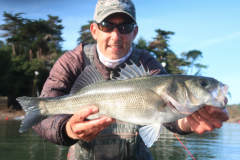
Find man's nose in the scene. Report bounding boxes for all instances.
[111,27,121,41]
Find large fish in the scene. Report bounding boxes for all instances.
[17,62,228,147]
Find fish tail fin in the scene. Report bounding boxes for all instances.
[17,97,48,133]
[139,123,163,147]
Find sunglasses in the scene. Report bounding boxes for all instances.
[95,21,136,34]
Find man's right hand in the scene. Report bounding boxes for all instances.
[65,105,115,142]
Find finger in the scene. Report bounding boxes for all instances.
[205,106,229,121]
[74,116,115,133]
[72,105,99,123]
[186,116,200,133]
[191,109,214,132]
[82,127,106,142]
[198,107,223,129]
[76,119,115,141]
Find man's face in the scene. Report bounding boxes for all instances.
[91,13,138,60]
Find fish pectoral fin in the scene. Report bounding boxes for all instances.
[143,89,166,111]
[139,123,162,148]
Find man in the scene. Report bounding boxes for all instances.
[33,0,229,160]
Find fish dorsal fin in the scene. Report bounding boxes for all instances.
[117,60,150,80]
[70,65,105,94]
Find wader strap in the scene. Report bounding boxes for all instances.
[129,47,142,65]
[83,44,96,68]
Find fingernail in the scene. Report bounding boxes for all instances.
[106,118,112,122]
[92,107,98,113]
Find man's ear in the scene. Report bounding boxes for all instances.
[132,25,138,40]
[90,23,98,40]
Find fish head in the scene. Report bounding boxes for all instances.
[162,76,228,115]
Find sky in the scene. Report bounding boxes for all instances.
[0,0,239,104]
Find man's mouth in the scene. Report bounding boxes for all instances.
[109,45,122,48]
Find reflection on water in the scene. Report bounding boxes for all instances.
[0,120,239,160]
[150,123,240,160]
[0,120,69,160]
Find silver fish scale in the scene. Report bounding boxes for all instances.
[44,76,169,125]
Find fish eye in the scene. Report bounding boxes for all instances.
[199,79,208,87]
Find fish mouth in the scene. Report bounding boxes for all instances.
[210,84,228,108]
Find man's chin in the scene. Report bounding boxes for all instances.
[106,50,126,59]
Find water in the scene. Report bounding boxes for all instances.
[0,120,239,160]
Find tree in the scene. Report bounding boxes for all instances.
[133,37,148,50]
[77,20,96,44]
[0,11,26,55]
[181,50,208,75]
[136,29,189,74]
[0,12,65,106]
[133,29,208,75]
[0,42,50,100]
[0,12,64,60]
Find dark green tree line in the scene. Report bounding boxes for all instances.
[0,12,64,102]
[0,12,64,60]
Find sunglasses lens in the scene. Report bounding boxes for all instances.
[118,24,134,34]
[99,22,114,32]
[98,22,134,34]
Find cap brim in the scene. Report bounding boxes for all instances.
[95,9,136,24]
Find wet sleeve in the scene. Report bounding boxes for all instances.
[32,43,84,146]
[140,49,192,135]
[163,121,193,135]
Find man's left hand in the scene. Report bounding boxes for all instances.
[178,97,229,134]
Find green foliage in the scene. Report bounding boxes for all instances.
[77,21,96,44]
[0,43,11,75]
[132,29,207,75]
[133,37,148,50]
[0,43,50,97]
[0,12,64,98]
[0,12,25,39]
[0,12,64,59]
[181,50,208,75]
[134,29,190,74]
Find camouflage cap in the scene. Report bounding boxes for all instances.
[94,0,136,24]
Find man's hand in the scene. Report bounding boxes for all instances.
[178,97,229,134]
[65,105,116,142]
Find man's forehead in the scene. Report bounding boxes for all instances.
[103,13,134,23]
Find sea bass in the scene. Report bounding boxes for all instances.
[17,62,228,147]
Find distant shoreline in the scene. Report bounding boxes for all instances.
[0,109,25,120]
